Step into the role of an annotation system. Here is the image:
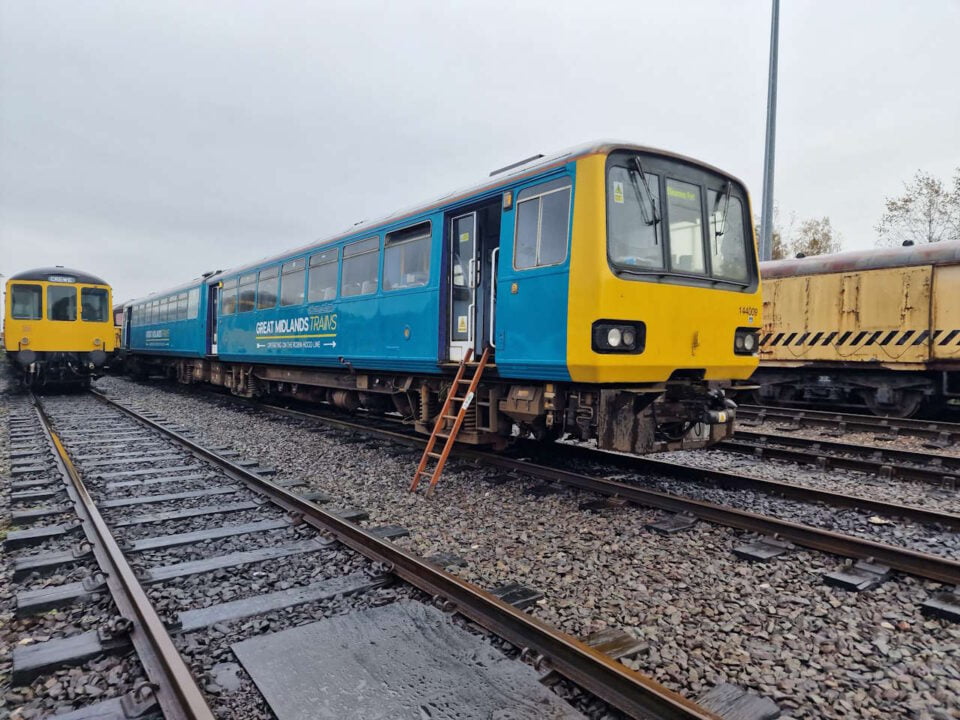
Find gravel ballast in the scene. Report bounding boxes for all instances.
[90,375,960,719]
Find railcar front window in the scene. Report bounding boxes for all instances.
[81,288,109,322]
[708,190,749,283]
[607,167,663,270]
[11,284,42,319]
[666,179,705,274]
[48,286,77,321]
[384,223,431,291]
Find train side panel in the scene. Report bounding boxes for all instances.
[933,264,960,363]
[128,286,207,357]
[760,267,932,366]
[494,168,574,381]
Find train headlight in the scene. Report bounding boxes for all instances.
[93,338,102,346]
[20,337,30,346]
[734,328,759,355]
[593,321,645,354]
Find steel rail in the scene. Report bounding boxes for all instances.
[200,395,960,585]
[533,441,960,531]
[90,390,718,720]
[722,430,960,487]
[737,405,960,442]
[31,395,215,720]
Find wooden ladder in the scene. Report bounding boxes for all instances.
[409,346,491,496]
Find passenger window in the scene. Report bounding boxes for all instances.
[666,179,705,274]
[257,267,279,310]
[281,259,306,306]
[308,249,339,302]
[150,300,159,324]
[161,297,170,322]
[220,278,238,316]
[187,288,200,319]
[341,237,380,297]
[48,286,77,321]
[10,284,42,319]
[514,178,571,270]
[81,288,109,322]
[238,274,257,313]
[177,293,188,321]
[384,222,431,291]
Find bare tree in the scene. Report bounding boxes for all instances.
[755,205,794,260]
[875,169,960,246]
[792,216,840,257]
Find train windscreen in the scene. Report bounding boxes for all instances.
[606,152,754,287]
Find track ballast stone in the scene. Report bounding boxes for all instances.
[93,375,960,719]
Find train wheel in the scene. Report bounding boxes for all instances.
[862,389,924,418]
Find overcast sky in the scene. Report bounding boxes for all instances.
[2,0,958,302]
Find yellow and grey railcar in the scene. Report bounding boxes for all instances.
[756,241,960,416]
[3,267,115,388]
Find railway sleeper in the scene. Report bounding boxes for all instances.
[11,624,132,684]
[823,560,893,592]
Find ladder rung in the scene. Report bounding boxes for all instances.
[427,451,443,458]
[442,414,458,420]
[457,378,472,384]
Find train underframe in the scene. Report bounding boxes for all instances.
[5,349,109,389]
[122,354,737,454]
[752,365,960,417]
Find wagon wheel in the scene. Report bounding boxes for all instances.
[861,389,924,418]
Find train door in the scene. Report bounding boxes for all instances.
[207,285,219,355]
[122,307,132,348]
[447,200,501,362]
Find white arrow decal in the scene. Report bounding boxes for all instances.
[323,340,337,348]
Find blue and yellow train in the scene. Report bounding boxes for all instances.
[118,142,761,454]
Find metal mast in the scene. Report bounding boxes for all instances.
[759,0,781,261]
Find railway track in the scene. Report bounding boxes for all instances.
[737,404,960,445]
[720,429,960,488]
[186,391,960,589]
[5,391,726,720]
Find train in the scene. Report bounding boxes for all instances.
[116,141,762,454]
[3,266,116,388]
[756,241,960,416]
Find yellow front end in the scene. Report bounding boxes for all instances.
[4,280,116,354]
[566,153,761,384]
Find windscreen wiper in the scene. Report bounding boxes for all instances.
[630,157,660,227]
[714,181,732,239]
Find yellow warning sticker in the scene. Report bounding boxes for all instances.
[613,181,624,204]
[459,232,470,244]
[457,315,468,333]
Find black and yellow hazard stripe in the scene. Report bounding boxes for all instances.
[760,329,960,347]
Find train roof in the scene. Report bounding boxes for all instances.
[761,240,960,279]
[7,266,109,285]
[122,275,213,309]
[203,140,748,284]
